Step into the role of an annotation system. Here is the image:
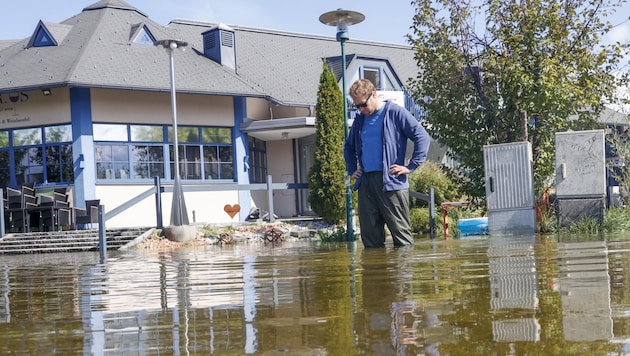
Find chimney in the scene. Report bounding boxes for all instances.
[202,23,236,72]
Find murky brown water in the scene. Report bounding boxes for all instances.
[2,233,630,355]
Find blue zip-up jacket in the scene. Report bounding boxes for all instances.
[343,101,430,191]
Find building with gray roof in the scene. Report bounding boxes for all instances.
[0,0,423,229]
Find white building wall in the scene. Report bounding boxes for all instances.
[96,185,242,228]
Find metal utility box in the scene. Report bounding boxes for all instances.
[555,130,606,227]
[483,142,536,235]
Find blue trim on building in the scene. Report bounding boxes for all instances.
[233,96,251,220]
[70,88,93,139]
[70,87,96,208]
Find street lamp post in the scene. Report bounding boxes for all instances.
[319,9,365,241]
[155,39,189,226]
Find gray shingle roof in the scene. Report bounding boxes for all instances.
[0,0,418,107]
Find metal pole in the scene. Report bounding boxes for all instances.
[429,187,435,238]
[167,45,188,226]
[0,197,5,237]
[155,176,163,229]
[340,38,354,241]
[267,175,275,222]
[98,204,106,261]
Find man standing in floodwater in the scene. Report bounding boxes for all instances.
[344,79,430,248]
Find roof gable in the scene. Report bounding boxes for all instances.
[325,54,356,82]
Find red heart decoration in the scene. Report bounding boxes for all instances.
[224,204,241,218]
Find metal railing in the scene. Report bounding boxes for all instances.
[2,178,436,239]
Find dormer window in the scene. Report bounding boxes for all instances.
[129,24,155,45]
[363,66,396,91]
[33,26,56,47]
[27,21,69,48]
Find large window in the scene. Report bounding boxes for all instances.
[10,125,72,186]
[94,124,233,181]
[44,125,73,183]
[0,131,10,187]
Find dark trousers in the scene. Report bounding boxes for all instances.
[357,172,413,247]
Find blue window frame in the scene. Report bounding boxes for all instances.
[33,27,56,47]
[248,136,267,183]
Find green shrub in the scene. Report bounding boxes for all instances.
[409,207,430,233]
[409,161,463,208]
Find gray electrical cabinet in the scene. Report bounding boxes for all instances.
[555,130,606,227]
[483,142,537,235]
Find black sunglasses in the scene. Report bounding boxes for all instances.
[354,95,371,109]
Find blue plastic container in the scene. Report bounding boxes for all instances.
[457,217,489,237]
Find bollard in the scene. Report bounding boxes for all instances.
[155,176,163,229]
[98,204,106,261]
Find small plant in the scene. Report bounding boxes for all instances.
[565,216,601,234]
[537,206,558,234]
[602,207,630,232]
[554,207,630,235]
[317,226,353,242]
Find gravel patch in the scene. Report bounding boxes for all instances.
[131,220,336,250]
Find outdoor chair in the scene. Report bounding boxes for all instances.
[38,190,71,231]
[74,199,100,228]
[5,185,39,232]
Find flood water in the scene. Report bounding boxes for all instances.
[2,233,630,355]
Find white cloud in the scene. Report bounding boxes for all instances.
[606,23,630,45]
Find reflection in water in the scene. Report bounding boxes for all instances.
[557,240,612,341]
[358,248,418,355]
[243,255,257,354]
[80,263,107,355]
[1,236,630,354]
[488,235,540,342]
[1,265,9,323]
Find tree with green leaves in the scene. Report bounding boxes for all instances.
[408,0,629,201]
[308,61,346,224]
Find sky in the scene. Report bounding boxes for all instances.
[1,0,628,47]
[0,0,417,45]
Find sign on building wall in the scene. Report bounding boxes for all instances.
[0,89,70,128]
[376,91,404,107]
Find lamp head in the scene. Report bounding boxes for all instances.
[319,9,365,41]
[154,39,189,50]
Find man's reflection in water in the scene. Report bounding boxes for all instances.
[357,248,438,356]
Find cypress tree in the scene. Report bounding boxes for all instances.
[308,61,346,224]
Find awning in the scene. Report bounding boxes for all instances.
[240,116,316,141]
